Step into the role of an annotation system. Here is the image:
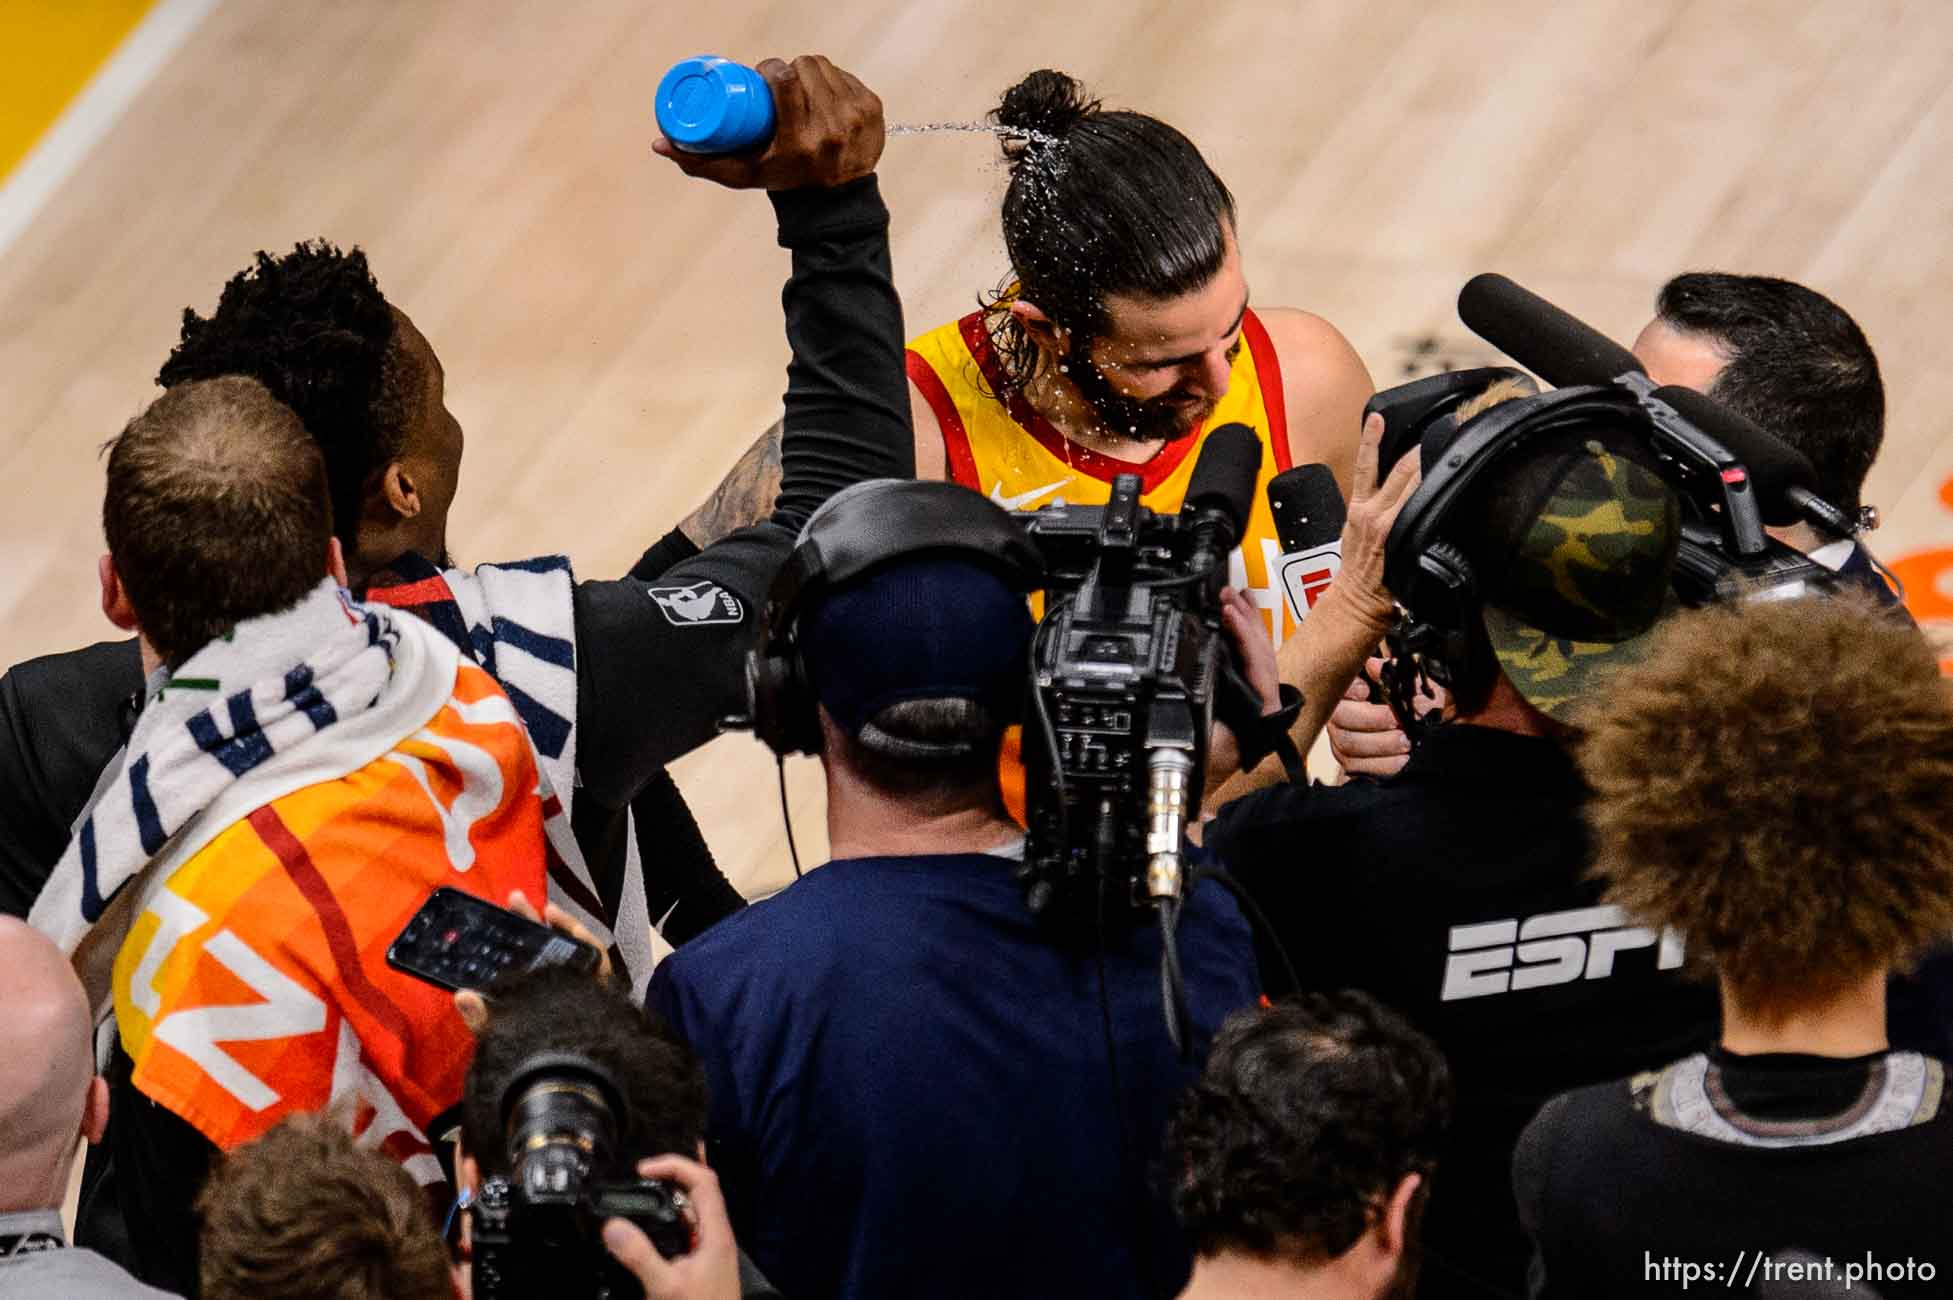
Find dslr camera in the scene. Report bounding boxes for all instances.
[471,1051,691,1300]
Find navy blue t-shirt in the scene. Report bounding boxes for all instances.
[648,851,1260,1300]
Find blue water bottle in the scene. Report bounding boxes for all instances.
[656,57,777,155]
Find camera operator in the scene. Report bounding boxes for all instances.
[195,1114,453,1300]
[1165,992,1452,1300]
[1515,596,1953,1298]
[1202,379,1718,1299]
[459,963,778,1300]
[1329,271,1894,780]
[647,477,1275,1300]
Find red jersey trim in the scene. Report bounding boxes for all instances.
[1241,309,1291,472]
[955,312,1200,495]
[907,349,980,489]
[361,575,454,610]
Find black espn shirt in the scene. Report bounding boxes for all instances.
[1205,722,1718,1300]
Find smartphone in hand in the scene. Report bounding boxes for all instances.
[386,886,601,993]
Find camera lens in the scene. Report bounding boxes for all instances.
[504,1066,620,1207]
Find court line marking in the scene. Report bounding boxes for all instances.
[0,0,223,265]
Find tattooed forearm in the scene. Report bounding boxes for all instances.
[679,418,784,547]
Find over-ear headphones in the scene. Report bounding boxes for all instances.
[743,480,1045,757]
[1378,381,1651,709]
[1367,366,1531,473]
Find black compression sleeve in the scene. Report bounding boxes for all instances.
[763,175,915,529]
[632,774,748,943]
[629,526,702,582]
[614,527,748,934]
[572,174,912,807]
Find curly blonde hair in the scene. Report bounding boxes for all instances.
[1579,594,1953,1008]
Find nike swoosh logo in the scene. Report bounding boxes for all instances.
[989,477,1074,511]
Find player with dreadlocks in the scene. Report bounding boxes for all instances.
[146,241,751,946]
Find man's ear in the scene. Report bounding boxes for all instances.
[1007,298,1068,359]
[81,1074,110,1146]
[98,554,139,632]
[381,461,423,520]
[326,536,350,588]
[1379,1171,1423,1260]
[815,703,846,762]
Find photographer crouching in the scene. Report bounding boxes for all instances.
[459,963,778,1300]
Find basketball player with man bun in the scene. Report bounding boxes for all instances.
[906,70,1374,649]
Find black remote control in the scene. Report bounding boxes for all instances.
[386,886,601,993]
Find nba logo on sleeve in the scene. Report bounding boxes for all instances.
[1277,544,1342,622]
[648,581,745,627]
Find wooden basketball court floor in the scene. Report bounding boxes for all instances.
[4,0,1953,902]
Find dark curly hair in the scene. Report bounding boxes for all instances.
[1165,992,1451,1265]
[462,964,709,1180]
[982,70,1236,394]
[157,241,421,545]
[1581,595,1953,1009]
[1656,273,1883,514]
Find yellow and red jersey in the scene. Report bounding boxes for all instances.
[907,307,1299,645]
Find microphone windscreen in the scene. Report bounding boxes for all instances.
[1267,464,1346,553]
[1267,463,1347,622]
[1182,422,1264,540]
[1650,384,1817,527]
[1457,273,1646,389]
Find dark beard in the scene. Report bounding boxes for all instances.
[1061,337,1212,445]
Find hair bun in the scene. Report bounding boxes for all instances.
[993,69,1100,160]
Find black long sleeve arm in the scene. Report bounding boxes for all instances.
[572,174,913,809]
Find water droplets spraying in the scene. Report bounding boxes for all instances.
[886,121,1063,149]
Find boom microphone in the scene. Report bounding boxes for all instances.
[1456,274,1860,541]
[1181,422,1264,577]
[1266,464,1346,623]
[1650,385,1856,537]
[1457,272,1646,389]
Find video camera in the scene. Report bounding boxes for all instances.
[471,1051,690,1300]
[1011,425,1294,1051]
[1441,273,1863,606]
[1360,274,1880,741]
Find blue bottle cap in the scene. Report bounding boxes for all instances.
[656,57,777,155]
